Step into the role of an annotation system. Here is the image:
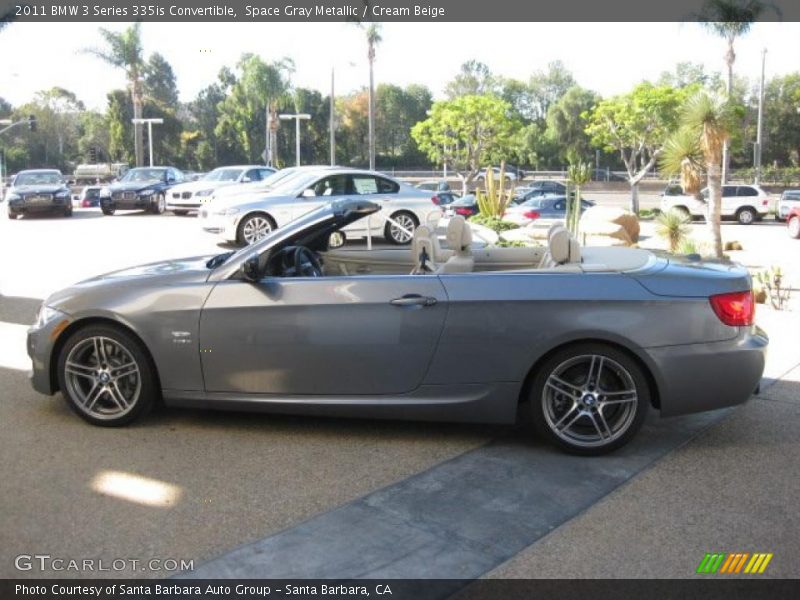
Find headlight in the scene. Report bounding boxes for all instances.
[195,189,213,197]
[213,207,240,216]
[7,193,21,202]
[34,305,65,329]
[99,188,111,198]
[55,191,69,198]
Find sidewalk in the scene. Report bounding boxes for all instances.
[488,306,800,578]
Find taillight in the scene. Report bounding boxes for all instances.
[455,207,471,216]
[762,199,769,206]
[709,290,755,326]
[431,195,441,205]
[524,210,541,220]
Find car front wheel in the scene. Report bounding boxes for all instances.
[150,194,166,215]
[237,213,274,245]
[789,216,800,239]
[384,211,418,245]
[526,343,649,455]
[101,204,115,216]
[57,325,158,426]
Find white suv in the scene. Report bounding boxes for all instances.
[660,184,772,225]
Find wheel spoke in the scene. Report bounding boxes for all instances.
[107,382,129,410]
[93,337,108,365]
[65,361,96,380]
[84,383,103,411]
[588,411,612,440]
[552,402,579,430]
[111,362,138,380]
[586,355,604,387]
[546,375,582,397]
[556,409,584,434]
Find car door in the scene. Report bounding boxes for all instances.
[350,175,401,232]
[720,185,739,216]
[290,173,350,220]
[198,274,448,395]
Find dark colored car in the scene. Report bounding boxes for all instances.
[5,169,73,219]
[78,186,102,208]
[99,167,186,215]
[504,195,595,226]
[444,194,479,218]
[415,180,458,205]
[513,180,567,203]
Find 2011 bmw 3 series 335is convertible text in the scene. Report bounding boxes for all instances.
[27,199,767,455]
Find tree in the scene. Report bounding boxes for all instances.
[661,90,735,258]
[762,73,800,167]
[444,60,497,99]
[353,22,382,170]
[528,61,576,123]
[657,62,721,89]
[375,83,432,166]
[215,54,294,165]
[144,53,179,107]
[546,86,599,164]
[411,95,519,190]
[584,83,689,213]
[699,0,768,182]
[85,24,146,166]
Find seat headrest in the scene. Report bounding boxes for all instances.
[414,225,434,241]
[548,222,566,241]
[446,216,472,251]
[548,227,571,264]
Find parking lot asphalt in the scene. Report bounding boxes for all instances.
[1,205,798,581]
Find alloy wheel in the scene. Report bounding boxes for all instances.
[541,354,639,449]
[789,216,800,239]
[242,215,273,244]
[388,213,416,244]
[63,336,141,421]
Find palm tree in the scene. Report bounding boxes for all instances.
[85,24,146,166]
[354,22,382,170]
[700,1,768,182]
[662,91,734,258]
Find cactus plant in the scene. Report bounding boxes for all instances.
[476,162,513,219]
[566,161,592,237]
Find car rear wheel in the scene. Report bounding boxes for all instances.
[384,211,418,245]
[237,213,275,245]
[789,216,800,239]
[57,325,158,427]
[526,343,649,455]
[7,212,18,220]
[63,205,73,217]
[101,204,115,216]
[150,194,166,215]
[736,207,757,225]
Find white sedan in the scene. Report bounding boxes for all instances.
[166,165,276,215]
[199,168,443,246]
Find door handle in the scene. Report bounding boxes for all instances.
[390,294,437,307]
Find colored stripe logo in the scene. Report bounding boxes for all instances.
[696,552,773,574]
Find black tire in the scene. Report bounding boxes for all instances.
[236,212,275,246]
[736,207,757,225]
[384,211,419,245]
[525,343,650,456]
[64,206,73,218]
[7,212,18,220]
[173,209,189,216]
[57,324,158,427]
[789,216,800,239]
[101,204,115,216]
[150,193,166,215]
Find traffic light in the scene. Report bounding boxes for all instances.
[27,115,36,132]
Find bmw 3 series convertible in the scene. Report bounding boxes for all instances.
[27,199,767,455]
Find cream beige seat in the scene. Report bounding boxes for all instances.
[437,216,475,274]
[539,224,581,268]
[410,225,440,274]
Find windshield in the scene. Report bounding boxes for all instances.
[122,168,166,182]
[521,198,545,208]
[15,172,62,186]
[203,168,244,182]
[270,171,322,196]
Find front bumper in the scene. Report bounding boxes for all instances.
[9,197,70,214]
[648,326,768,417]
[26,315,72,396]
[104,194,158,210]
[199,209,238,241]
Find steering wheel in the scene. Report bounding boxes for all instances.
[286,246,322,278]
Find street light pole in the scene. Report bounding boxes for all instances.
[279,113,311,166]
[131,118,164,167]
[330,68,336,166]
[754,48,767,185]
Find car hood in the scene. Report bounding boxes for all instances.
[109,181,164,192]
[11,184,68,194]
[44,255,214,310]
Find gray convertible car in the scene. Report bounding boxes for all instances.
[27,199,767,455]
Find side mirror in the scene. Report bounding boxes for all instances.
[302,188,316,198]
[241,255,261,282]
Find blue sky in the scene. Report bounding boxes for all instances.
[1,21,798,110]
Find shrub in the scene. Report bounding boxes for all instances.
[755,266,792,310]
[655,210,692,253]
[470,214,518,232]
[475,162,513,218]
